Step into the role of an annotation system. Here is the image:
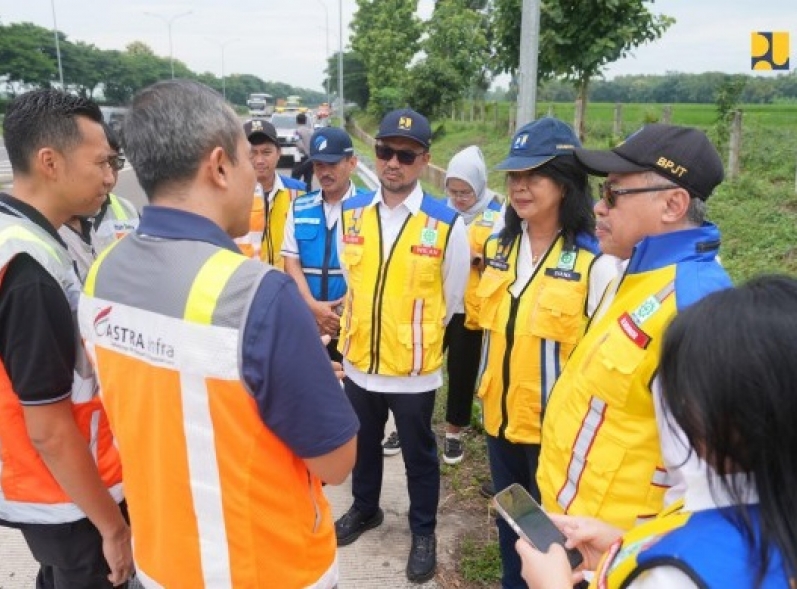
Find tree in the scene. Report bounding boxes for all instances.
[324,51,370,108]
[408,0,490,116]
[490,0,673,138]
[0,22,58,91]
[350,0,422,116]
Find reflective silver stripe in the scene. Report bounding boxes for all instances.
[541,339,558,403]
[409,298,425,376]
[181,372,232,588]
[302,555,339,589]
[557,396,607,511]
[303,268,345,276]
[0,482,124,524]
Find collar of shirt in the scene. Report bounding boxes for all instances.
[683,467,759,512]
[0,192,68,248]
[264,174,287,204]
[371,183,424,216]
[137,205,239,253]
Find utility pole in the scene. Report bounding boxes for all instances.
[145,10,193,79]
[211,39,238,100]
[312,0,331,107]
[515,0,541,131]
[50,0,64,87]
[337,0,345,127]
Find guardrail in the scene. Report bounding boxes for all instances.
[355,160,380,190]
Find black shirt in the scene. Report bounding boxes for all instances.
[0,193,75,404]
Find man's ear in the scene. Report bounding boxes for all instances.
[662,187,690,224]
[37,147,60,180]
[207,146,228,188]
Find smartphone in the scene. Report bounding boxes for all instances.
[493,483,584,570]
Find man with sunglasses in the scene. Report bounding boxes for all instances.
[334,108,469,583]
[536,124,732,534]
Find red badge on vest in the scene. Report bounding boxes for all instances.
[343,235,364,245]
[618,312,651,348]
[411,245,442,257]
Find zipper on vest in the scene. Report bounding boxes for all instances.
[321,225,333,301]
[499,296,521,438]
[369,212,411,374]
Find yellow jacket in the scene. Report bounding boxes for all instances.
[463,198,503,330]
[338,192,457,376]
[477,232,597,444]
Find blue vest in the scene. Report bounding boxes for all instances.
[632,506,790,589]
[293,190,352,301]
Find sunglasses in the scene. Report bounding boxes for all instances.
[599,182,678,208]
[375,145,426,165]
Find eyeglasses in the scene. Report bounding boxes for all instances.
[447,188,475,201]
[375,145,426,165]
[599,182,678,208]
[100,156,125,172]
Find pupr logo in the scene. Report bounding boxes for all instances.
[513,133,529,149]
[398,116,413,130]
[751,32,790,70]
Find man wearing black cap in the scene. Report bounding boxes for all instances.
[334,108,469,582]
[238,119,306,267]
[281,127,367,359]
[536,124,732,533]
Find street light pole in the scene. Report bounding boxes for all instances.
[218,39,238,101]
[49,0,64,87]
[145,10,193,79]
[515,0,541,130]
[312,0,331,107]
[337,0,344,128]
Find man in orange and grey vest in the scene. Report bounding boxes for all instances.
[334,108,469,583]
[80,79,358,588]
[0,89,132,587]
[237,118,306,267]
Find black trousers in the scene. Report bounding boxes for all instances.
[344,378,439,536]
[444,313,483,428]
[18,501,129,589]
[291,156,313,189]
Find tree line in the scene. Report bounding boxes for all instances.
[0,21,325,107]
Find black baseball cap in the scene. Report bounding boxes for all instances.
[574,124,724,200]
[375,108,432,149]
[243,119,278,145]
[309,127,355,163]
[495,117,579,171]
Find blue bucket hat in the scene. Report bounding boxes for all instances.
[495,117,580,171]
[309,127,355,163]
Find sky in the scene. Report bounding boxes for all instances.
[1,0,795,94]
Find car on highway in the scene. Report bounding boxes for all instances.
[269,112,306,167]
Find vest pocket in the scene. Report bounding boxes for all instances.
[528,279,586,344]
[476,269,510,331]
[295,222,320,241]
[581,326,646,409]
[406,257,439,296]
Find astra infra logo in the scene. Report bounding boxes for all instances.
[751,32,790,70]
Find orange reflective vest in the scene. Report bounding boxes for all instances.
[0,214,122,525]
[81,236,337,588]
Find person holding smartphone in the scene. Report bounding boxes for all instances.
[515,275,797,589]
[475,117,616,589]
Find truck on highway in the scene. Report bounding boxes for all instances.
[247,93,274,117]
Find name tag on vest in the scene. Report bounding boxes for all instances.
[618,312,652,349]
[487,258,509,271]
[343,234,364,245]
[411,245,442,258]
[544,268,581,281]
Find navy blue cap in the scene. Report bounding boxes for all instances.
[375,108,432,148]
[309,127,355,163]
[495,117,580,171]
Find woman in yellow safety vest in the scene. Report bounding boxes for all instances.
[476,117,616,589]
[515,275,797,589]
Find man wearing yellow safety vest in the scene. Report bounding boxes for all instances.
[80,79,358,589]
[236,118,306,267]
[59,121,139,282]
[536,125,732,532]
[334,108,470,583]
[0,89,132,588]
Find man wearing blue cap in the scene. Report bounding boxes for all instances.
[334,108,470,583]
[281,127,366,360]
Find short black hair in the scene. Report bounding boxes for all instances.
[296,113,308,125]
[3,89,103,175]
[102,121,122,153]
[660,275,797,586]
